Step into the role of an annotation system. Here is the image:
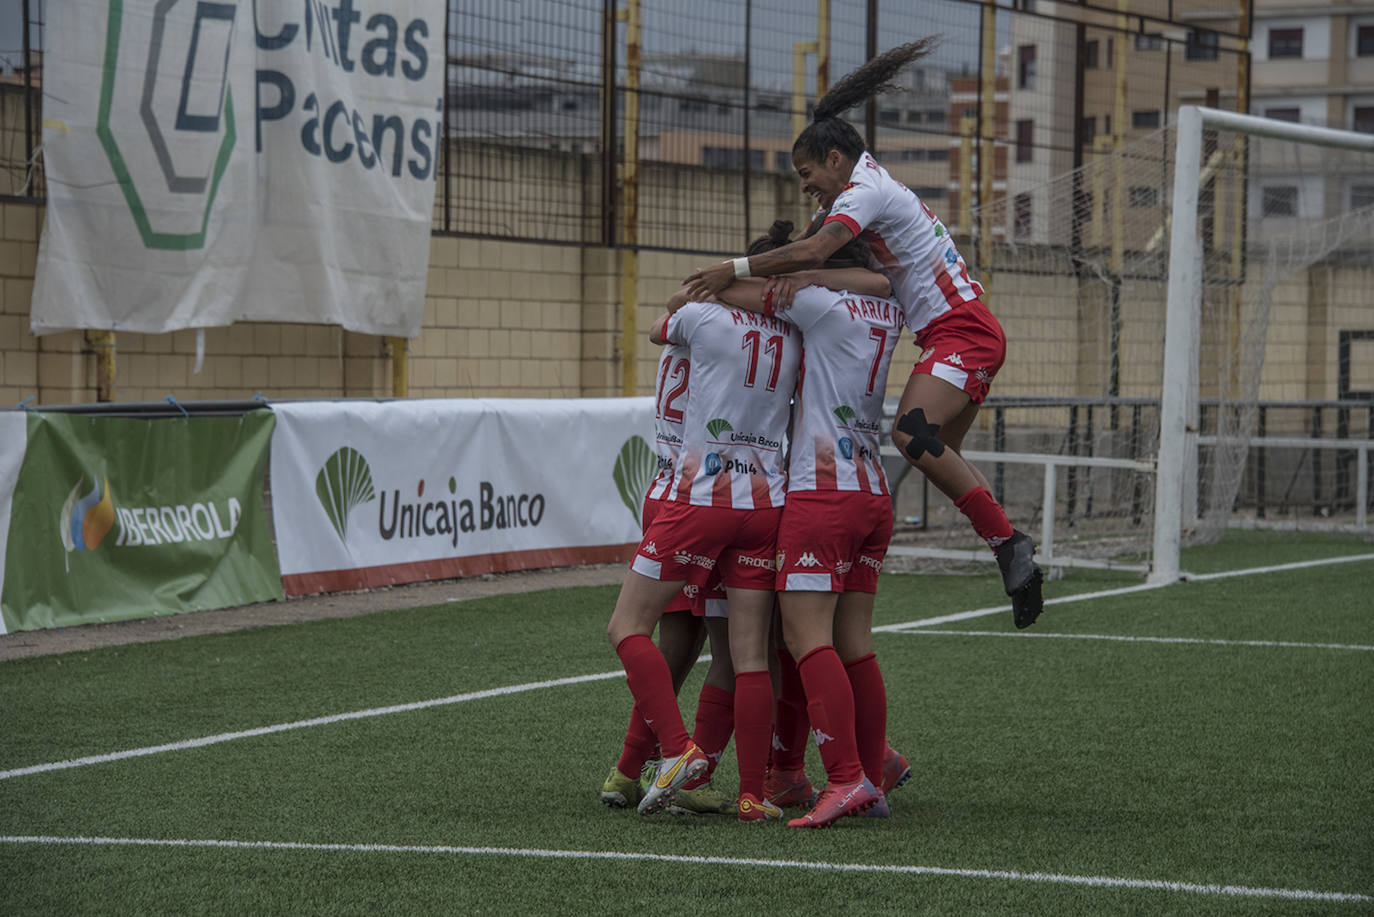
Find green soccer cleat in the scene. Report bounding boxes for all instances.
[600,765,644,808]
[667,780,734,816]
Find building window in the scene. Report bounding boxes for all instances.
[1014,193,1032,239]
[1129,186,1160,207]
[774,151,793,172]
[928,148,949,162]
[1268,28,1304,59]
[1084,40,1100,70]
[1264,107,1301,123]
[926,110,947,125]
[1262,186,1298,217]
[1354,106,1374,134]
[879,109,900,125]
[1353,185,1374,210]
[1186,29,1219,61]
[1018,45,1037,90]
[1136,34,1163,51]
[1105,38,1114,70]
[1016,119,1034,162]
[1358,25,1374,56]
[1132,109,1161,129]
[1080,116,1096,144]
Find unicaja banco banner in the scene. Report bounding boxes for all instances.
[269,399,653,595]
[30,0,444,337]
[0,411,283,632]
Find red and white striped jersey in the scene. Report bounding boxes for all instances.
[823,151,984,335]
[664,301,799,509]
[647,342,689,500]
[784,285,905,494]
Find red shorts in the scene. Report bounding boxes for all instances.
[775,491,893,593]
[642,493,698,613]
[912,299,1006,404]
[632,499,782,591]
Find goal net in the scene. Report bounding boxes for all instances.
[887,108,1374,580]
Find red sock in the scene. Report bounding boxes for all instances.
[733,670,773,799]
[955,486,1015,548]
[771,647,809,771]
[844,652,887,787]
[796,646,864,785]
[615,634,690,757]
[692,683,735,776]
[616,704,658,777]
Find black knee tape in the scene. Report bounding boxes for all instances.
[897,408,945,461]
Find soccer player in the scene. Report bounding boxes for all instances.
[683,40,1044,629]
[606,255,800,821]
[703,233,911,827]
[599,341,736,816]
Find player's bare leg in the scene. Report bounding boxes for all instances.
[891,373,1043,627]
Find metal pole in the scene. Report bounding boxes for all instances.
[92,331,117,403]
[978,0,996,269]
[864,0,877,151]
[619,0,642,397]
[1151,105,1203,584]
[743,0,752,251]
[817,0,830,97]
[390,337,408,397]
[600,0,617,247]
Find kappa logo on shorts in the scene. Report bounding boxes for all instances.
[945,352,964,367]
[796,552,821,568]
[859,554,884,571]
[812,728,836,746]
[644,541,659,556]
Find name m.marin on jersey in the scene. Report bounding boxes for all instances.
[253,0,441,180]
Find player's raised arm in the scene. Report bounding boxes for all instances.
[681,221,853,300]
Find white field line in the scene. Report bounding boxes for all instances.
[0,835,1368,904]
[894,630,1374,652]
[876,552,1374,632]
[4,552,1370,783]
[0,671,624,782]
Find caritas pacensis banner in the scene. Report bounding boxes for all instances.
[31,0,444,337]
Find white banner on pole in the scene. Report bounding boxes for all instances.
[0,413,29,635]
[269,399,657,595]
[31,0,444,338]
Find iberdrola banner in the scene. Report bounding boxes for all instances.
[31,0,444,337]
[0,411,283,632]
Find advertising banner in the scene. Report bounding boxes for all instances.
[0,414,27,635]
[31,0,444,337]
[269,399,656,595]
[0,411,283,631]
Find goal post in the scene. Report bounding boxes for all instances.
[1151,107,1374,584]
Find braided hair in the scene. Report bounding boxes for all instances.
[792,37,940,164]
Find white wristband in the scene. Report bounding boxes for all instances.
[732,257,752,279]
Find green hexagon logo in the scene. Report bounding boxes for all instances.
[97,0,238,251]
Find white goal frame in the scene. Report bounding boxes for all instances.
[1150,106,1374,584]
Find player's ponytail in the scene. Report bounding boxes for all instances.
[793,37,940,164]
[747,219,794,255]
